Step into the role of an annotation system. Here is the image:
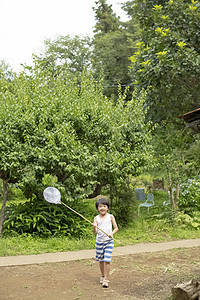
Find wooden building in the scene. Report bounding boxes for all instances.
[178,108,200,133]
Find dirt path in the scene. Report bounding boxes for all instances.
[1,239,200,267]
[0,240,200,300]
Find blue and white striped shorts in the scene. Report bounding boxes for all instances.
[95,240,114,263]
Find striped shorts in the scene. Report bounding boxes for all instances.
[95,239,114,263]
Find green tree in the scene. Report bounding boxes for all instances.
[0,62,153,235]
[32,35,92,80]
[93,0,120,34]
[123,0,200,215]
[0,61,15,81]
[128,0,200,123]
[92,0,134,99]
[92,30,133,99]
[151,123,199,210]
[0,72,32,235]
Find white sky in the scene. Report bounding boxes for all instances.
[0,0,128,72]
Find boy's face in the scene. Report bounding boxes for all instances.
[97,203,108,216]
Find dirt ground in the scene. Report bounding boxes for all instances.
[0,246,200,300]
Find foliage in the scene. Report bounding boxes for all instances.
[2,66,150,197]
[150,126,184,210]
[92,0,135,100]
[92,30,133,99]
[183,140,200,178]
[33,35,93,80]
[138,187,200,231]
[111,178,137,227]
[139,189,176,225]
[149,123,200,209]
[179,178,200,213]
[93,0,120,35]
[2,198,95,237]
[1,0,199,236]
[0,73,30,184]
[0,61,15,81]
[1,213,200,256]
[0,67,34,234]
[131,173,154,190]
[4,185,26,203]
[0,61,153,235]
[175,211,200,230]
[128,0,200,123]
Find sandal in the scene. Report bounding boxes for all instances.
[100,276,104,284]
[102,278,109,288]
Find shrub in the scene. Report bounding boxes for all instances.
[175,211,200,230]
[111,180,136,227]
[179,179,200,214]
[3,198,95,237]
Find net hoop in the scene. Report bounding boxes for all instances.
[43,187,61,204]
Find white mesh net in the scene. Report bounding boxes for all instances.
[43,187,61,204]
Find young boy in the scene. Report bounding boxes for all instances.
[92,197,118,288]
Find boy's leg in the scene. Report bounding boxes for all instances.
[102,262,110,287]
[99,262,105,277]
[104,262,110,279]
[99,262,105,284]
[99,262,110,278]
[102,240,113,284]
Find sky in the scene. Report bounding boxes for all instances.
[0,0,128,72]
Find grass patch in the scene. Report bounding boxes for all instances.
[0,218,199,257]
[0,187,199,257]
[0,234,96,256]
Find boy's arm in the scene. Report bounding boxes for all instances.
[111,215,118,236]
[92,217,98,234]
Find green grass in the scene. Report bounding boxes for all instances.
[0,187,199,257]
[0,234,96,256]
[117,218,200,245]
[0,218,199,257]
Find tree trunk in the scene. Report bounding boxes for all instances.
[176,183,180,204]
[109,184,114,213]
[168,175,178,210]
[169,186,176,210]
[195,167,200,177]
[0,180,8,236]
[172,279,200,300]
[88,183,106,198]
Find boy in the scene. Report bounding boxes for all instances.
[92,197,118,288]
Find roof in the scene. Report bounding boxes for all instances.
[178,108,200,132]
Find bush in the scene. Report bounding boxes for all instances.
[175,211,200,230]
[3,198,95,237]
[111,180,137,227]
[179,178,200,214]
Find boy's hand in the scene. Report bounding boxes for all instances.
[92,222,98,234]
[108,234,113,238]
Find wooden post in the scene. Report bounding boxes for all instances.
[171,279,200,300]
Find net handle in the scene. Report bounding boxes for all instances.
[60,201,114,240]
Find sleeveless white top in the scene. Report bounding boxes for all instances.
[95,213,112,242]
